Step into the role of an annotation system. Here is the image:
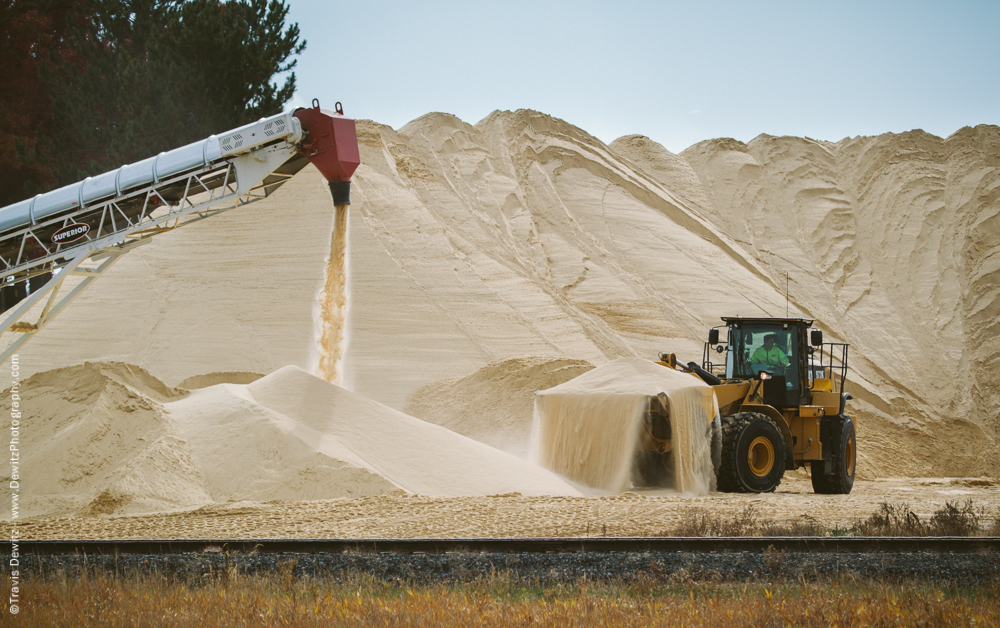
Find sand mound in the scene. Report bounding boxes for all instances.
[167,382,400,502]
[534,358,717,495]
[404,355,594,456]
[1,362,208,518]
[243,366,581,497]
[8,362,581,518]
[25,361,184,404]
[177,371,265,389]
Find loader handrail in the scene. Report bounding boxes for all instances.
[815,341,850,396]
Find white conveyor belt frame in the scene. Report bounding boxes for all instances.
[0,113,308,364]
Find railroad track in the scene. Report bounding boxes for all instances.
[4,537,998,555]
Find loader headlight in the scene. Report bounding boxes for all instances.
[759,372,771,380]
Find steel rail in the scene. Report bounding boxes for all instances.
[3,537,998,556]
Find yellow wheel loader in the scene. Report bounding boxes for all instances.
[657,317,856,494]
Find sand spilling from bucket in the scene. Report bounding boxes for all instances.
[404,355,594,456]
[669,393,719,495]
[533,392,644,494]
[533,357,717,495]
[316,203,350,386]
[2,361,580,518]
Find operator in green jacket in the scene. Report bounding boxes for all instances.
[750,334,790,368]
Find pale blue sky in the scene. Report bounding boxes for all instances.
[284,0,999,153]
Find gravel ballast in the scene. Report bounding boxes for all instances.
[8,550,999,585]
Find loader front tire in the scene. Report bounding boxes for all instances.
[811,416,856,494]
[717,412,786,493]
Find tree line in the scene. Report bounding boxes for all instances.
[0,0,304,207]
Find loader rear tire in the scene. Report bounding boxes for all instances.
[717,412,785,493]
[811,416,856,495]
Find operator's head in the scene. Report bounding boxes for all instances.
[763,335,776,348]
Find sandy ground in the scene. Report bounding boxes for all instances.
[6,476,997,540]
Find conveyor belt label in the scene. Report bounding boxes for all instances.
[52,223,90,245]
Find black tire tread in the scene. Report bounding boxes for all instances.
[811,416,855,495]
[717,412,783,493]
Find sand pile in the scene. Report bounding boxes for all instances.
[657,127,1000,476]
[0,362,210,518]
[404,355,593,456]
[11,109,998,479]
[6,362,581,518]
[533,357,717,495]
[165,379,400,504]
[234,365,581,497]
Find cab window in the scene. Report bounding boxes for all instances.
[726,324,799,391]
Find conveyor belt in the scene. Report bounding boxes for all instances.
[0,101,358,363]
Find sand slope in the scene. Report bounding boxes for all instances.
[6,362,580,518]
[9,109,998,479]
[166,381,400,503]
[346,111,781,411]
[241,365,582,497]
[1,362,210,518]
[404,355,593,456]
[349,114,998,477]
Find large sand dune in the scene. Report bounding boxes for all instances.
[11,111,999,481]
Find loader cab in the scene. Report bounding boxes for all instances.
[721,317,813,408]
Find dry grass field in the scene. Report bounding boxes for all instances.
[5,501,997,625]
[6,569,998,627]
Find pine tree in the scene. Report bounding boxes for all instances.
[0,0,86,205]
[0,0,305,204]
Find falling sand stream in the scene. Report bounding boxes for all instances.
[316,203,350,386]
